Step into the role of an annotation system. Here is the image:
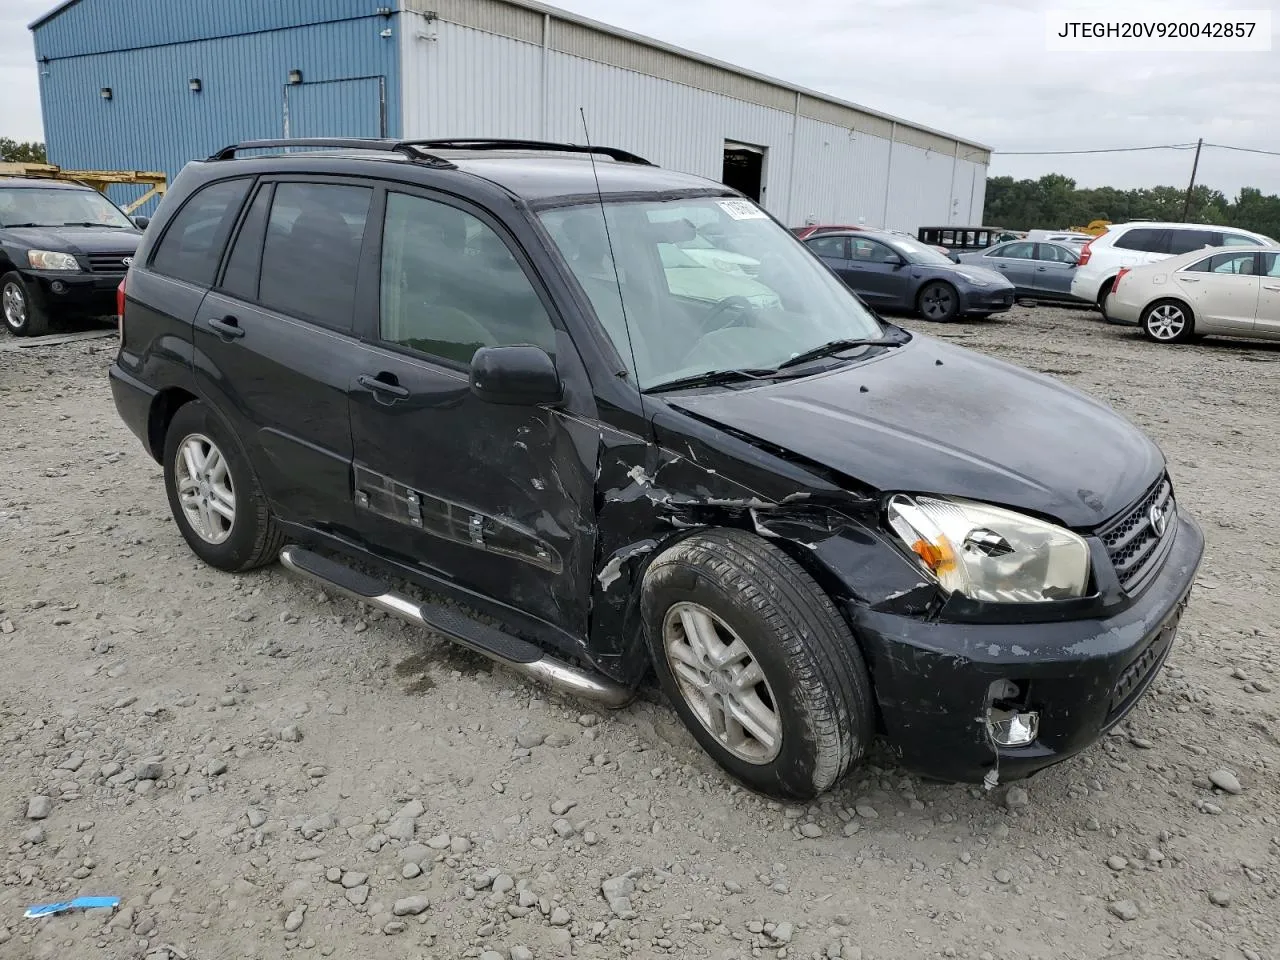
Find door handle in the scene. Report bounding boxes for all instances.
[1037,266,1048,271]
[1264,284,1280,291]
[1180,277,1200,283]
[358,373,410,399]
[207,316,245,339]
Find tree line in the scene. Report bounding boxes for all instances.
[1,139,48,164]
[985,173,1280,241]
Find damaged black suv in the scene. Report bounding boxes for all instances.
[110,138,1203,800]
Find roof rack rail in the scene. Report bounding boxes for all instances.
[207,138,456,168]
[399,138,655,166]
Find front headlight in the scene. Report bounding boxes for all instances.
[955,271,988,286]
[27,250,81,271]
[886,495,1090,603]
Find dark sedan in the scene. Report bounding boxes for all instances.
[804,229,1015,322]
[0,177,144,336]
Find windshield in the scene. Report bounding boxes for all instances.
[0,187,134,228]
[885,236,957,266]
[538,196,883,389]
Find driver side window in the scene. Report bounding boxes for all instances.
[378,191,557,366]
[852,239,899,263]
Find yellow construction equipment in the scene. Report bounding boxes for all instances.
[1066,219,1111,236]
[0,162,166,214]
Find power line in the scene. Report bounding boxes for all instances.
[1202,142,1280,158]
[997,143,1198,156]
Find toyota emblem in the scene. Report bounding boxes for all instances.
[121,257,133,266]
[1148,503,1167,537]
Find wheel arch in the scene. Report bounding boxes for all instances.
[146,387,200,463]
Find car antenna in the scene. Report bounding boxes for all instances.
[579,107,644,399]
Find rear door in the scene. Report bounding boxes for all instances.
[1171,250,1261,332]
[346,185,601,638]
[192,177,373,532]
[1030,242,1078,296]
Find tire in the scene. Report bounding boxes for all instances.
[916,281,959,322]
[1096,277,1117,321]
[162,400,285,572]
[1140,299,1195,344]
[640,528,875,801]
[1,272,50,337]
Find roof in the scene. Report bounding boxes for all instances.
[27,0,76,30]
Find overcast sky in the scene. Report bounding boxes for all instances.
[4,0,1279,197]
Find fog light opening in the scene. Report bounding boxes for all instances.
[50,280,66,294]
[983,678,1039,748]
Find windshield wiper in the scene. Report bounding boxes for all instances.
[62,221,125,227]
[642,367,777,394]
[774,337,904,371]
[3,222,49,228]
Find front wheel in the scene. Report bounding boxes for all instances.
[641,528,875,801]
[917,281,959,322]
[1140,299,1194,344]
[1,272,50,337]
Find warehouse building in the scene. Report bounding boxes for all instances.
[29,0,990,227]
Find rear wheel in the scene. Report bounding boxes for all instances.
[1140,299,1194,344]
[917,281,959,322]
[641,528,875,801]
[162,400,285,572]
[1096,277,1117,321]
[1,272,50,337]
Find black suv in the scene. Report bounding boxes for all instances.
[110,138,1204,800]
[1,177,145,336]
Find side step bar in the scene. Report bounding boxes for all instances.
[278,546,633,708]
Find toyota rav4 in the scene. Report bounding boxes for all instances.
[110,138,1204,800]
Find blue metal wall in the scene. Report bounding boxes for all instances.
[31,0,403,212]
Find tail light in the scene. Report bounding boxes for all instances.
[116,276,126,337]
[1113,267,1129,295]
[1077,237,1095,266]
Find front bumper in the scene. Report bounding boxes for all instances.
[21,268,122,317]
[959,286,1016,314]
[846,511,1204,784]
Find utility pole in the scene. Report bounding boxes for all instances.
[1182,137,1203,221]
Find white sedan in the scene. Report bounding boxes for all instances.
[1106,244,1280,345]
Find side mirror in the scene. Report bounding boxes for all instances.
[131,215,150,230]
[470,345,563,406]
[949,252,961,263]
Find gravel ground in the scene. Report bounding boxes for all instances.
[1,304,1277,960]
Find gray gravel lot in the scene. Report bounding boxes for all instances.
[1,304,1277,960]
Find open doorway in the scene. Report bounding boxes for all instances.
[722,140,766,202]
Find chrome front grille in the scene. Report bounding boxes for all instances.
[86,252,132,273]
[1100,476,1175,591]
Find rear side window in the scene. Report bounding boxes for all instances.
[1167,229,1215,255]
[218,184,273,301]
[149,178,251,286]
[258,182,372,331]
[1221,233,1259,246]
[1113,228,1167,253]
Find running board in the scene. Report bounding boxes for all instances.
[278,545,632,708]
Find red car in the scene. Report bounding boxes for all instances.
[790,224,865,240]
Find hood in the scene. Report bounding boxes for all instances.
[938,262,1011,287]
[666,335,1164,528]
[4,226,142,255]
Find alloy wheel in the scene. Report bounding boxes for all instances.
[174,433,236,544]
[1146,303,1187,341]
[661,601,782,764]
[920,284,955,320]
[2,282,26,330]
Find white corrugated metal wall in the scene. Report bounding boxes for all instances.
[398,9,988,230]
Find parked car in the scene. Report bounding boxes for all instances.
[790,224,864,240]
[111,137,1203,801]
[1070,221,1277,318]
[916,225,1009,253]
[1026,229,1092,246]
[1105,244,1280,345]
[956,239,1089,303]
[805,229,1016,320]
[0,176,146,336]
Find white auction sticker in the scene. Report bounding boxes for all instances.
[717,199,768,220]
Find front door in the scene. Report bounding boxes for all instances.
[847,236,911,307]
[1171,250,1261,333]
[347,186,599,637]
[1254,252,1280,339]
[192,177,373,534]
